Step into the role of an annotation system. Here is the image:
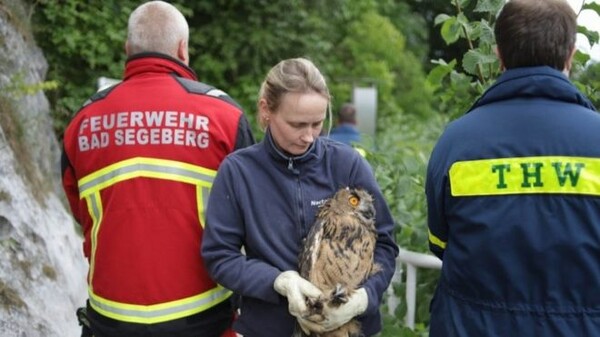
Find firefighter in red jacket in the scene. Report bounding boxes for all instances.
[61,2,254,336]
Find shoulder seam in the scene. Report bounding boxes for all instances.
[173,76,243,110]
[83,83,120,107]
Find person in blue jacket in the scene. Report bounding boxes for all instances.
[201,58,398,337]
[426,0,600,336]
[329,103,361,145]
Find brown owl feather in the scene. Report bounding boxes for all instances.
[296,187,381,337]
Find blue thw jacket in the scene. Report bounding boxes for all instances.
[426,66,600,336]
[202,130,398,337]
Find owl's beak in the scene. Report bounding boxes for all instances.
[362,206,375,220]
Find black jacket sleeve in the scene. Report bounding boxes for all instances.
[235,114,256,150]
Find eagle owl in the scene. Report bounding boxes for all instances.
[297,187,380,337]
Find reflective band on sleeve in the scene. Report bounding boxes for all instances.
[197,185,211,228]
[85,192,103,285]
[449,156,600,196]
[89,285,232,324]
[428,229,447,250]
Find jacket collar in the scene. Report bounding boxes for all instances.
[264,128,320,173]
[123,52,198,81]
[468,66,596,112]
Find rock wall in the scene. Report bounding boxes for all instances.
[0,2,87,336]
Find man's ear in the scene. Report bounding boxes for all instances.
[564,45,577,75]
[125,40,131,57]
[177,39,189,65]
[494,46,506,71]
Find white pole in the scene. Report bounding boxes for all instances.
[405,264,417,329]
[395,247,442,329]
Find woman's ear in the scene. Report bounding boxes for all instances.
[258,98,270,130]
[258,99,269,116]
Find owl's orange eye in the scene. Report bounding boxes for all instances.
[348,196,359,207]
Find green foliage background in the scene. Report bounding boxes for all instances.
[24,0,600,335]
[31,0,434,140]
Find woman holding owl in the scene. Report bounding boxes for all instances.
[202,57,398,337]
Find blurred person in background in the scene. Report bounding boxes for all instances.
[329,102,361,146]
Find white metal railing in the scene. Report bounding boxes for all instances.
[387,247,442,329]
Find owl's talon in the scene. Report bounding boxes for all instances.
[306,295,324,310]
[330,284,349,306]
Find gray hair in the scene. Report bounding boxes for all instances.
[127,1,189,57]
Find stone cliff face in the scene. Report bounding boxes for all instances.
[0,2,87,336]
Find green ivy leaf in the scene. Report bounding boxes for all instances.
[426,59,456,87]
[474,0,505,14]
[582,2,600,14]
[455,0,472,8]
[462,49,497,76]
[469,21,482,41]
[578,25,600,45]
[478,19,496,46]
[440,17,461,45]
[434,13,451,26]
[574,49,591,65]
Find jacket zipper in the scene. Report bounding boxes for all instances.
[288,158,306,237]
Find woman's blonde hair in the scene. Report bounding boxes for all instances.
[258,58,331,130]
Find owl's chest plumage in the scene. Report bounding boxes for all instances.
[300,211,377,292]
[296,188,379,337]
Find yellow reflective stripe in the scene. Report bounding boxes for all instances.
[79,157,221,323]
[449,156,600,196]
[78,157,216,197]
[88,285,232,324]
[79,158,216,282]
[354,147,367,157]
[85,192,103,286]
[428,229,446,249]
[197,185,210,228]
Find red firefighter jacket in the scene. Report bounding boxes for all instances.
[61,53,254,324]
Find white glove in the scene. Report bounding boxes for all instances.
[274,271,323,318]
[299,287,369,333]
